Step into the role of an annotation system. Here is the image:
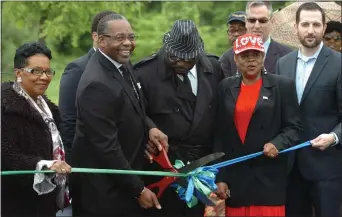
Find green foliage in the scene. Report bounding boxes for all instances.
[1,1,291,103]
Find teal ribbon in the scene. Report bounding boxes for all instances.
[1,168,188,177]
[1,141,312,209]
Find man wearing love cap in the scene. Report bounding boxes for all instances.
[214,34,302,217]
[134,19,224,216]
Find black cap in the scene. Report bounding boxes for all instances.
[226,11,247,24]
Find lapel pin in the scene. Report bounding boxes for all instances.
[137,82,141,89]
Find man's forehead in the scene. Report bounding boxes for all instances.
[299,10,324,23]
[247,5,270,17]
[107,19,131,29]
[107,24,133,34]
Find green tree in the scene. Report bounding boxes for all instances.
[1,1,292,103]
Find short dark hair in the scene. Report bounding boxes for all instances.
[296,2,326,24]
[97,13,127,36]
[325,21,342,35]
[91,10,117,33]
[14,42,52,69]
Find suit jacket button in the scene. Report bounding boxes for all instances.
[175,108,180,112]
[209,105,212,108]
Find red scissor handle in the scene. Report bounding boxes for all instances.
[149,146,174,170]
[147,145,179,198]
[147,176,178,198]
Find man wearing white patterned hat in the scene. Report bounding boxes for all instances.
[134,19,225,216]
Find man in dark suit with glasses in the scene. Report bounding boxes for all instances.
[245,1,292,74]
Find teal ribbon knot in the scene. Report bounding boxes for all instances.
[171,160,218,208]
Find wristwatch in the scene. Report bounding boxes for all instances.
[329,132,338,147]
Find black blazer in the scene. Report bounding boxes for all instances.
[219,39,292,77]
[276,45,342,180]
[59,48,95,163]
[134,52,224,163]
[214,73,302,207]
[72,50,148,215]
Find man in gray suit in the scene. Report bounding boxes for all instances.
[276,2,342,217]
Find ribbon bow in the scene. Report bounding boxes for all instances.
[171,160,218,208]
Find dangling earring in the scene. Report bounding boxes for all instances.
[17,77,22,83]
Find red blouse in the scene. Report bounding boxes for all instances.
[234,78,262,144]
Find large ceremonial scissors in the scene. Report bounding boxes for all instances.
[147,146,225,198]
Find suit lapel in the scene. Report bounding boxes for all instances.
[126,63,146,116]
[301,46,330,103]
[98,53,145,120]
[264,40,278,72]
[227,76,241,117]
[253,74,273,113]
[245,74,275,143]
[189,65,213,133]
[288,51,298,82]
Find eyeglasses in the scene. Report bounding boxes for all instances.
[102,34,138,42]
[22,68,55,77]
[324,36,341,41]
[247,18,269,24]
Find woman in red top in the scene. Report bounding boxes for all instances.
[214,34,302,217]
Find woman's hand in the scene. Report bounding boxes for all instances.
[263,143,279,158]
[216,182,230,200]
[49,160,72,174]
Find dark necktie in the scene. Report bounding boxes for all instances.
[183,73,193,95]
[120,65,139,99]
[120,65,133,88]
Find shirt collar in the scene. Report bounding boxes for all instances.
[98,48,122,69]
[188,64,197,78]
[263,37,271,54]
[93,47,96,52]
[297,42,323,61]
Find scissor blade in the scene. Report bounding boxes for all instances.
[177,152,225,173]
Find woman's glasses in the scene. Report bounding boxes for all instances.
[22,68,55,77]
[324,36,341,42]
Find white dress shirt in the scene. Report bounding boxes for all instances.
[177,64,198,96]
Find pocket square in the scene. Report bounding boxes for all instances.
[263,96,268,100]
